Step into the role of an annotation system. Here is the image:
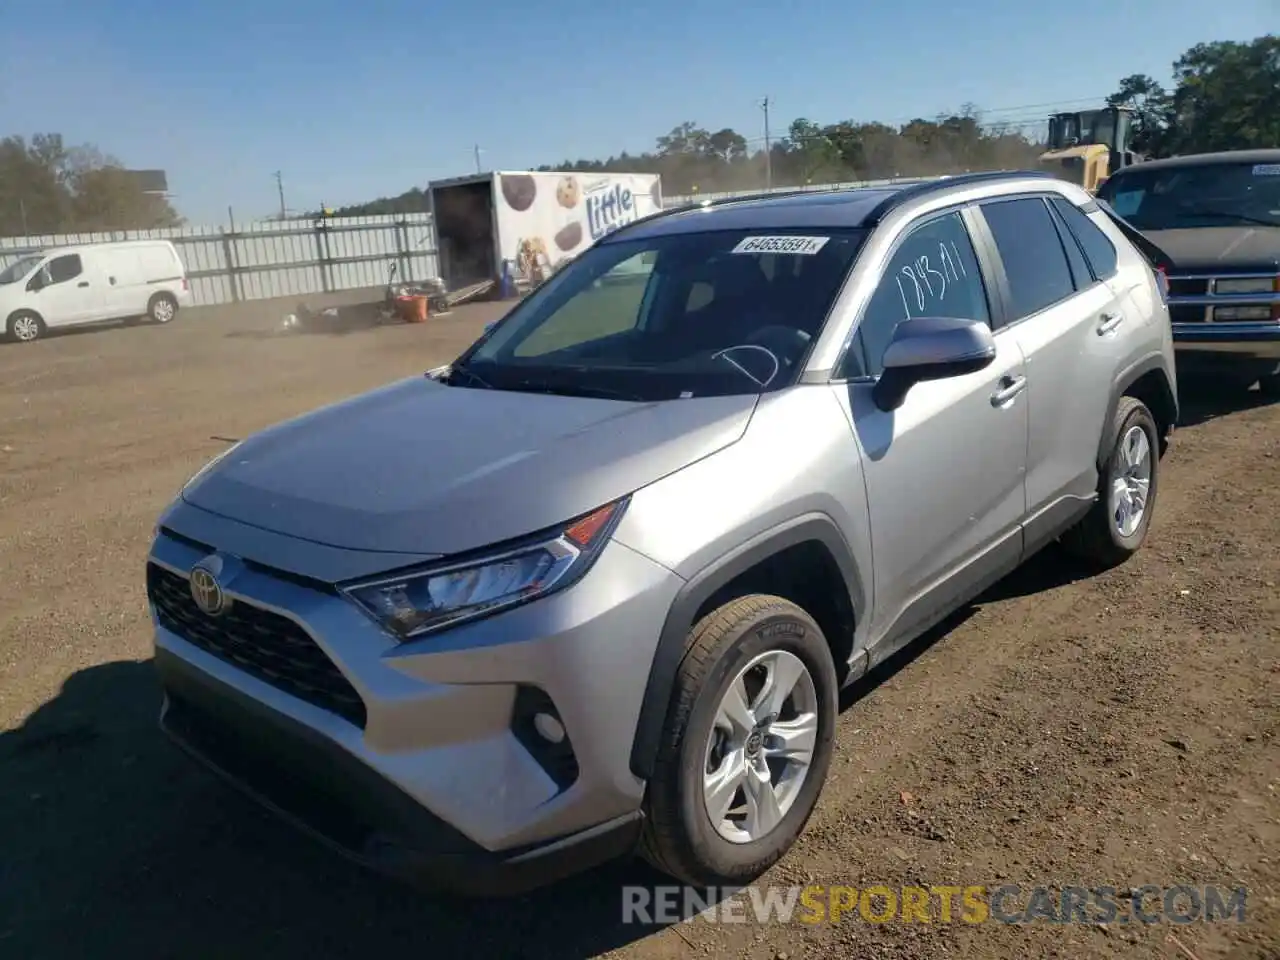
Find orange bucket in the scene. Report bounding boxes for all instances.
[391,293,427,323]
[397,295,428,323]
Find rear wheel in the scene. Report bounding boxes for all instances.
[1063,396,1159,567]
[640,594,837,887]
[6,310,44,343]
[147,293,178,324]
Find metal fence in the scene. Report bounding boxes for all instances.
[0,175,946,307]
[0,214,439,307]
[662,175,948,207]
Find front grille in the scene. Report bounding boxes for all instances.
[1168,278,1209,299]
[147,563,367,728]
[1170,304,1208,323]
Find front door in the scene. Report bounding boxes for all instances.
[831,208,1030,660]
[30,253,96,327]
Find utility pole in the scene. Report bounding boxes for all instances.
[474,144,483,173]
[760,97,773,191]
[19,198,29,236]
[273,170,287,221]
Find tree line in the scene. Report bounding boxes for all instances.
[330,34,1276,216]
[2,34,1273,234]
[0,134,182,238]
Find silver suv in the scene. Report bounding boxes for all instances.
[149,171,1178,895]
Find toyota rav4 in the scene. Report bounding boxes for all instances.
[148,171,1178,895]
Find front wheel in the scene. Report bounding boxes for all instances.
[1063,396,1160,567]
[6,310,44,343]
[640,594,837,887]
[147,293,178,324]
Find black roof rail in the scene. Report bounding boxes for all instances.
[862,169,1056,224]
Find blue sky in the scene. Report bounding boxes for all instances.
[0,0,1273,226]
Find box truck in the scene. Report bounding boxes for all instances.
[428,170,663,298]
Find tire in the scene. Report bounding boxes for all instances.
[640,594,838,887]
[147,293,179,324]
[1062,396,1159,568]
[6,310,45,343]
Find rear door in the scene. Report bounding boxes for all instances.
[972,194,1120,546]
[96,247,143,319]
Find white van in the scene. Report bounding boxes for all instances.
[0,240,192,343]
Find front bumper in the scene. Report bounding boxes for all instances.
[148,518,683,893]
[157,648,641,895]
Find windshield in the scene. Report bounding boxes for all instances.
[1097,162,1280,230]
[455,227,867,401]
[0,256,43,285]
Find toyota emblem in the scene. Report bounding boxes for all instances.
[189,563,227,616]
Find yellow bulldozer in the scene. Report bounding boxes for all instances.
[1038,106,1143,194]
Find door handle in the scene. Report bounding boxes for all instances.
[1097,311,1123,335]
[77,281,89,287]
[990,374,1027,407]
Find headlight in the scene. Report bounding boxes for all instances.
[340,499,626,640]
[182,442,241,493]
[1215,277,1275,295]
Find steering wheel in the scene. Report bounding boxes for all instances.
[744,324,813,365]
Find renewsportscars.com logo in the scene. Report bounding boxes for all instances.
[622,884,1249,926]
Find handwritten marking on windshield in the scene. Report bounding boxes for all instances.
[894,242,966,317]
[1252,164,1280,176]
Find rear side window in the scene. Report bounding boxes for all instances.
[1046,202,1093,291]
[980,198,1076,321]
[1050,197,1119,279]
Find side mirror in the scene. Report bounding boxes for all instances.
[871,317,996,412]
[26,273,44,293]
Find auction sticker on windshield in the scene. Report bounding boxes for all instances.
[731,236,831,255]
[1252,164,1280,176]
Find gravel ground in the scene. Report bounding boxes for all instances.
[0,294,1276,960]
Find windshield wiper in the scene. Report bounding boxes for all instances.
[511,379,645,402]
[1174,205,1280,228]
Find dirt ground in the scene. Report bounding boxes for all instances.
[0,292,1277,960]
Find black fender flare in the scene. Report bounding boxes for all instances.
[628,514,865,781]
[1096,353,1177,471]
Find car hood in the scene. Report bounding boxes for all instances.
[1144,227,1280,272]
[181,376,757,557]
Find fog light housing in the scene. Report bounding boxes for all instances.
[511,686,578,790]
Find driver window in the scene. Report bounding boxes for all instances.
[42,254,84,287]
[843,211,990,378]
[514,251,653,357]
